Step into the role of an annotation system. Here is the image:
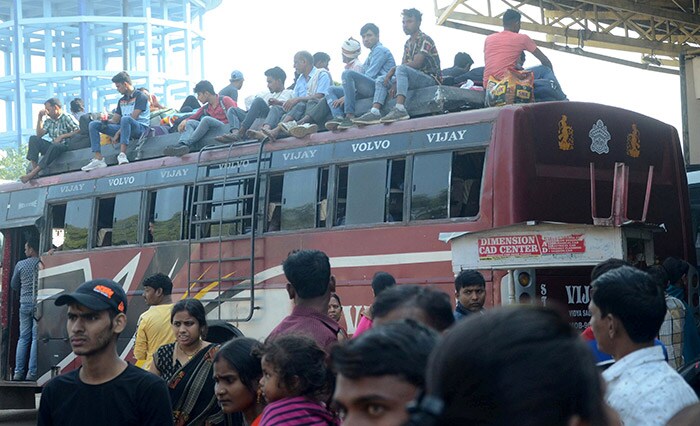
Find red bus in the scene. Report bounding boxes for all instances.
[0,101,693,388]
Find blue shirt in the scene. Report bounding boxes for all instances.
[11,257,40,306]
[363,42,396,80]
[293,67,331,98]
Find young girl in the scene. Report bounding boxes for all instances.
[256,335,338,426]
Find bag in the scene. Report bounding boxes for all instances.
[485,68,534,107]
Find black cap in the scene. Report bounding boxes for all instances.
[55,279,127,314]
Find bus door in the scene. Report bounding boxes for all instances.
[440,220,660,326]
[0,226,40,383]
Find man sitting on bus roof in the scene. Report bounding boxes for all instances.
[81,71,150,171]
[248,51,331,142]
[21,97,79,183]
[483,9,566,102]
[164,80,238,157]
[353,8,441,125]
[215,66,294,143]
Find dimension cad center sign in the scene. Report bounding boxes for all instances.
[477,234,586,259]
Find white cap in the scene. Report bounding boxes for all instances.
[342,38,361,59]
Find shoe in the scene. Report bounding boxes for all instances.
[12,372,25,381]
[324,117,344,131]
[117,153,129,165]
[276,120,297,135]
[25,373,37,382]
[289,123,318,138]
[246,129,266,140]
[337,118,355,130]
[380,107,410,123]
[352,111,382,125]
[81,158,107,171]
[163,144,190,157]
[215,131,241,143]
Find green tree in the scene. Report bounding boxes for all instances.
[0,145,28,181]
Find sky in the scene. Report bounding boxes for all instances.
[201,0,682,131]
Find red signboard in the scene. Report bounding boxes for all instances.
[478,234,585,259]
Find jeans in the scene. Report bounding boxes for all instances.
[283,102,308,122]
[341,70,376,115]
[529,65,567,101]
[325,86,346,118]
[27,136,69,169]
[89,116,147,153]
[265,105,286,128]
[14,304,37,378]
[235,100,271,131]
[179,115,231,147]
[394,65,436,98]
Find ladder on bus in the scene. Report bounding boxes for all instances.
[187,139,269,322]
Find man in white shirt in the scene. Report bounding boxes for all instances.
[215,66,293,142]
[589,266,698,426]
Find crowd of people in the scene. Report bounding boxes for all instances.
[23,247,700,425]
[20,7,567,180]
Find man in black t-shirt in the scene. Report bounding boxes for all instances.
[38,279,173,426]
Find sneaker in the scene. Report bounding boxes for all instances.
[380,107,410,123]
[81,158,107,171]
[12,372,25,381]
[337,117,355,130]
[25,373,37,382]
[352,111,382,125]
[289,123,318,138]
[324,117,344,131]
[276,120,297,135]
[164,144,190,157]
[117,153,129,165]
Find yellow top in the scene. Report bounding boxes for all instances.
[134,303,176,370]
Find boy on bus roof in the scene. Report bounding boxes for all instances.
[21,97,80,183]
[353,8,441,125]
[81,71,150,171]
[164,80,238,157]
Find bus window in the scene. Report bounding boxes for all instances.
[280,168,317,231]
[199,178,255,238]
[386,159,405,222]
[147,186,186,243]
[96,193,141,247]
[335,166,348,226]
[50,199,92,251]
[450,151,485,218]
[411,152,451,220]
[266,175,283,232]
[345,159,388,226]
[317,167,329,228]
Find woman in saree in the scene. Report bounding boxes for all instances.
[150,298,220,426]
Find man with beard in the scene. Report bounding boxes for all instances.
[38,279,172,426]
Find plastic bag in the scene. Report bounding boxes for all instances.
[485,68,534,107]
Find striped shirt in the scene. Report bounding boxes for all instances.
[43,113,79,142]
[259,396,338,426]
[10,257,40,306]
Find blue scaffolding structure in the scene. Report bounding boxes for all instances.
[0,0,221,149]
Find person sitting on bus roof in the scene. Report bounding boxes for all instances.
[324,23,396,131]
[220,70,244,103]
[248,51,331,142]
[69,97,86,122]
[483,9,566,102]
[313,52,331,71]
[590,266,698,425]
[21,97,80,183]
[215,66,293,143]
[332,320,438,426]
[287,38,364,138]
[453,270,486,321]
[163,80,238,157]
[353,8,442,125]
[81,71,150,171]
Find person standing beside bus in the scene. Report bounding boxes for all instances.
[11,235,40,381]
[39,279,173,425]
[20,98,80,183]
[134,273,175,371]
[453,270,486,320]
[82,71,150,171]
[353,8,441,125]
